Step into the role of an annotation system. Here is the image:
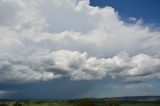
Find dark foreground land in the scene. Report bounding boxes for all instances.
[0,96,160,106]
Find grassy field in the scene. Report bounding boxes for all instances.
[1,100,160,106]
[1,102,73,106]
[121,103,160,106]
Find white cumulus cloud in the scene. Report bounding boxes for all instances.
[0,0,160,83]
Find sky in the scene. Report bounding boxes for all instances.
[0,0,160,99]
[91,0,160,24]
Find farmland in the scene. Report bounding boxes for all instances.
[1,96,160,106]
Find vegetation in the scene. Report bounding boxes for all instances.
[0,98,160,106]
[13,102,22,106]
[106,100,120,106]
[76,99,95,106]
[0,103,9,106]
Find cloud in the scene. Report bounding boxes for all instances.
[0,90,11,98]
[0,0,160,83]
[0,49,160,83]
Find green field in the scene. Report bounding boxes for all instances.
[120,102,160,106]
[0,102,73,106]
[0,100,160,106]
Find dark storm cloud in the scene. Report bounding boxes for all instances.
[2,78,99,99]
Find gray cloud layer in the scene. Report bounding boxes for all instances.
[0,0,160,83]
[0,50,160,83]
[0,90,11,98]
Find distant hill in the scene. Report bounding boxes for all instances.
[95,96,160,102]
[1,96,160,102]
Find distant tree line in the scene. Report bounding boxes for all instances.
[75,98,120,106]
[0,99,121,106]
